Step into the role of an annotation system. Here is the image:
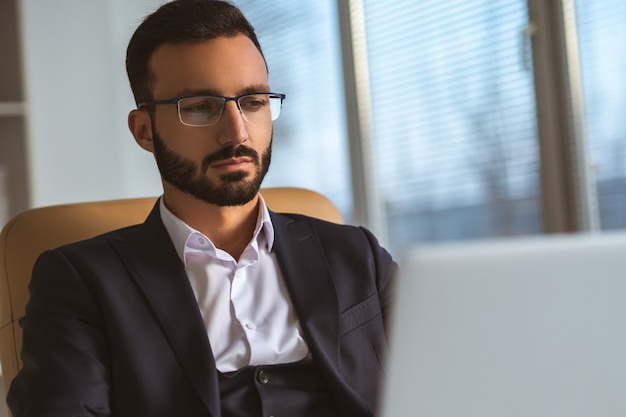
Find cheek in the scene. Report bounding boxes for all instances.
[155,119,215,156]
[152,112,178,145]
[249,124,273,148]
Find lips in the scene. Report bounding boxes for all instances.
[201,146,260,173]
[211,157,253,168]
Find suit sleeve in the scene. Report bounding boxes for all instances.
[358,226,398,333]
[7,249,111,417]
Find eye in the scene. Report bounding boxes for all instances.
[179,97,222,114]
[239,95,268,112]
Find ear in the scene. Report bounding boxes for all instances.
[128,109,154,153]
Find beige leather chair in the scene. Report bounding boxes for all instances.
[0,187,343,399]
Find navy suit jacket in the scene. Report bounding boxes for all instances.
[8,202,396,417]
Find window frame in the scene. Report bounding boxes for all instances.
[338,0,604,243]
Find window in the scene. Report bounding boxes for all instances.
[575,0,626,230]
[361,0,542,255]
[235,0,625,258]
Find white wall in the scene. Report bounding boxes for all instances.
[20,0,167,207]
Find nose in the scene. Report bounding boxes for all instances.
[216,100,249,146]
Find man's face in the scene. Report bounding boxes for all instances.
[146,35,273,206]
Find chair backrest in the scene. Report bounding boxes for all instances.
[0,187,343,397]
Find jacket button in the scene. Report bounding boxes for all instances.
[257,370,269,384]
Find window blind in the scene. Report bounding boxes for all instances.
[575,0,626,230]
[361,0,542,255]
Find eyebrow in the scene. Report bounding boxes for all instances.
[175,84,272,98]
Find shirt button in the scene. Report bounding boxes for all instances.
[257,370,269,385]
[245,322,256,331]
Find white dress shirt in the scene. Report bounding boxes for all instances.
[159,196,309,372]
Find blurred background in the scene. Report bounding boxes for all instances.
[1,0,625,259]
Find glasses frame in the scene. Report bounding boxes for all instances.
[137,92,286,127]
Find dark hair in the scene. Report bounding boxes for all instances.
[126,0,264,105]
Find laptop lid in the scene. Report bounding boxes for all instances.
[380,232,626,417]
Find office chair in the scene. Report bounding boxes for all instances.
[0,187,343,398]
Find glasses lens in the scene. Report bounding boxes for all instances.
[178,96,224,126]
[238,94,284,123]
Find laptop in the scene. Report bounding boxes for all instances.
[380,232,626,417]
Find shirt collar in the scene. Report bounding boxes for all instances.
[159,194,275,263]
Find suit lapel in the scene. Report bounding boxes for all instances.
[111,203,220,417]
[270,213,341,372]
[271,213,373,415]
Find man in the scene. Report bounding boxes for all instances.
[7,1,396,416]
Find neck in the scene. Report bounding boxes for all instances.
[162,187,260,261]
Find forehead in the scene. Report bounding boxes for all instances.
[149,35,269,98]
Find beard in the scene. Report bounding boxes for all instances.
[152,129,271,207]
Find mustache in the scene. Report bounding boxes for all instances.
[201,145,260,173]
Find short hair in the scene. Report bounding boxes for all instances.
[126,0,265,105]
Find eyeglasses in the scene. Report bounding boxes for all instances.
[138,92,286,127]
